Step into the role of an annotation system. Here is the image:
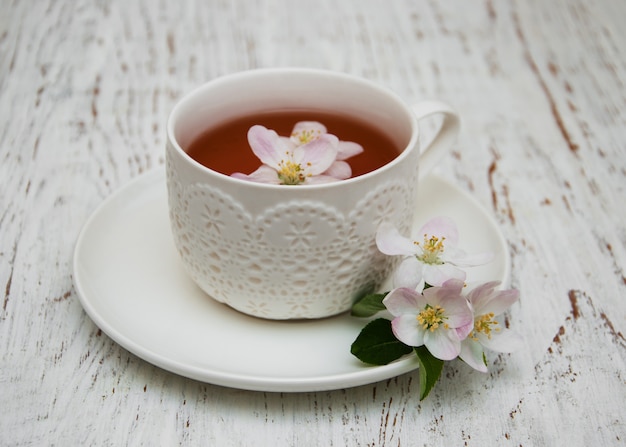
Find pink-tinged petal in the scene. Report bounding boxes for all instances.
[382,287,421,317]
[391,315,424,347]
[422,278,463,306]
[232,165,280,184]
[375,223,417,256]
[422,263,466,287]
[419,216,459,246]
[459,339,488,373]
[455,321,474,340]
[481,289,520,316]
[443,247,495,267]
[323,160,352,179]
[294,134,338,175]
[336,141,364,160]
[467,282,519,316]
[438,296,473,329]
[278,136,297,151]
[465,281,499,310]
[247,125,289,169]
[465,282,498,312]
[424,330,461,360]
[392,257,423,289]
[439,278,466,293]
[479,328,524,353]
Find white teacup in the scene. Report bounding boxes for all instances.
[166,68,459,320]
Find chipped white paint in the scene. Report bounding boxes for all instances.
[1,0,625,445]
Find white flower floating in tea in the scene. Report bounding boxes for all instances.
[231,121,363,185]
[350,216,522,400]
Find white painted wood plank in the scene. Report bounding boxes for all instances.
[1,0,625,445]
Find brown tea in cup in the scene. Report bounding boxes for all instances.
[185,109,401,178]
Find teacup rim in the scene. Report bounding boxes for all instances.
[166,67,420,190]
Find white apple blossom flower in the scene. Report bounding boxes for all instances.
[231,121,363,185]
[383,279,474,361]
[459,281,523,372]
[376,217,494,288]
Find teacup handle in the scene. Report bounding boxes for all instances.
[412,101,460,180]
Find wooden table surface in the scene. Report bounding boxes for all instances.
[2,0,625,445]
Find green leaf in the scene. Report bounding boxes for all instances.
[351,292,388,318]
[414,346,444,400]
[350,318,412,365]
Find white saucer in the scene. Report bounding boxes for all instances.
[73,168,509,392]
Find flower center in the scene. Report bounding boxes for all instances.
[414,234,446,265]
[292,129,322,145]
[471,312,499,340]
[416,305,449,332]
[277,159,308,185]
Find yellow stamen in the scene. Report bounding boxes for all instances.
[416,305,449,332]
[414,234,446,265]
[470,312,500,341]
[277,160,305,185]
[292,129,322,145]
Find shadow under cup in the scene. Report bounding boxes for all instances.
[166,69,420,320]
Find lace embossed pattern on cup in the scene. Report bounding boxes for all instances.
[166,165,414,319]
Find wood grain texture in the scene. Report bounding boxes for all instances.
[1,0,625,445]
